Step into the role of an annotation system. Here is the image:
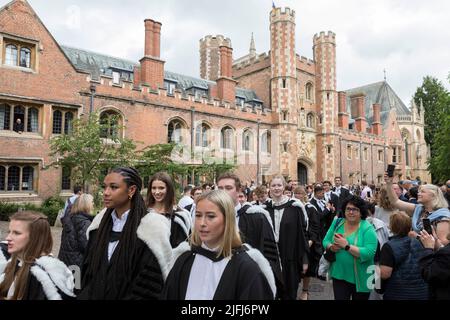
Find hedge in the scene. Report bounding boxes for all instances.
[0,196,64,226]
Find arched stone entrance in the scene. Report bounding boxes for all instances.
[297,162,308,185]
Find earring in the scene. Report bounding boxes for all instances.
[129,195,132,200]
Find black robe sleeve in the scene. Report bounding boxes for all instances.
[238,209,282,296]
[129,248,165,300]
[420,246,450,286]
[306,205,323,257]
[160,251,194,300]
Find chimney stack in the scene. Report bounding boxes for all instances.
[350,93,367,132]
[338,91,349,128]
[372,103,382,135]
[216,45,237,102]
[140,19,165,89]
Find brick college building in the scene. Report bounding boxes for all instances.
[0,0,430,203]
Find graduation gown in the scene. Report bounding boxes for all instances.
[0,256,75,300]
[265,198,310,300]
[161,243,276,300]
[148,207,192,248]
[237,203,281,280]
[304,203,324,277]
[78,210,173,300]
[333,187,351,216]
[310,197,335,239]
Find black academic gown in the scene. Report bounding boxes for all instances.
[333,187,350,216]
[265,199,310,300]
[78,229,164,300]
[304,203,324,277]
[237,205,280,268]
[161,246,274,300]
[170,210,191,248]
[310,198,334,240]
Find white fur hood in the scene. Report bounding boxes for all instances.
[137,211,173,281]
[87,208,174,281]
[31,256,75,300]
[245,204,276,236]
[0,244,7,275]
[243,244,277,299]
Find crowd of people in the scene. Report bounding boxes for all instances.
[1,169,450,300]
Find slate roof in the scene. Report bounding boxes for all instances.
[61,45,262,104]
[344,81,411,127]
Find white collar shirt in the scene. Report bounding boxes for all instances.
[108,209,130,261]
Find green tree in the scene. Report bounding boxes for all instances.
[428,113,450,183]
[47,113,137,192]
[413,76,449,154]
[137,143,190,179]
[137,143,236,192]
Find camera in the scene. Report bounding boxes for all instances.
[422,218,433,234]
[387,164,396,178]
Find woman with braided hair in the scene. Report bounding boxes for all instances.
[78,167,173,300]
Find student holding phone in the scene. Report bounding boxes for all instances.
[418,219,450,300]
[384,170,450,247]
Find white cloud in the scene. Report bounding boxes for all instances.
[1,0,448,102]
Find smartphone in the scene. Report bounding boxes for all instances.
[422,218,433,234]
[387,164,396,177]
[367,191,371,198]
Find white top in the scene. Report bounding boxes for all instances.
[178,195,194,209]
[185,243,230,300]
[324,191,332,203]
[6,260,23,299]
[272,197,290,242]
[62,194,79,218]
[361,186,372,200]
[374,206,394,236]
[108,209,130,261]
[189,202,197,222]
[313,197,326,211]
[334,187,342,197]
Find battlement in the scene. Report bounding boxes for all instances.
[270,7,295,23]
[232,52,270,70]
[297,54,315,66]
[200,34,232,48]
[86,74,269,117]
[313,31,336,44]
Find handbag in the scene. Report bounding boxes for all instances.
[323,248,336,262]
[322,218,344,262]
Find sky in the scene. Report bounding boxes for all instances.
[2,0,449,104]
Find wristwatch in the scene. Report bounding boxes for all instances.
[344,244,351,251]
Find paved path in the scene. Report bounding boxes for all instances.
[1,221,335,299]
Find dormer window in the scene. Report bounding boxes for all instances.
[164,80,177,95]
[235,97,245,108]
[194,89,207,100]
[112,71,120,84]
[187,86,208,100]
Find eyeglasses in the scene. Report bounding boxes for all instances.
[345,207,360,213]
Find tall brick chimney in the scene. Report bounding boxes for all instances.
[140,19,165,89]
[216,45,237,102]
[338,91,349,128]
[372,103,382,135]
[350,93,367,132]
